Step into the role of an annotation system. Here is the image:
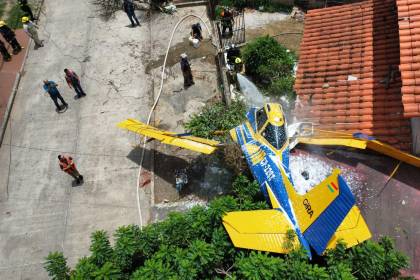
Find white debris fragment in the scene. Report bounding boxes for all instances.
[347,75,358,81]
[290,153,333,194]
[402,200,406,205]
[289,152,365,201]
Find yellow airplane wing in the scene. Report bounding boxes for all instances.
[296,130,420,168]
[222,210,299,253]
[118,119,220,154]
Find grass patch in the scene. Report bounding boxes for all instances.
[6,4,24,29]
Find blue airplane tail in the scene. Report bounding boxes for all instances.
[301,175,355,255]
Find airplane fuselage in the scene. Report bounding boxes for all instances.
[231,106,312,255]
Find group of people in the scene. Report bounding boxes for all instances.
[0,0,43,61]
[43,68,87,112]
[54,0,141,185]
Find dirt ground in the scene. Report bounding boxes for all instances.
[246,18,304,55]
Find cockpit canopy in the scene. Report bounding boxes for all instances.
[255,104,288,150]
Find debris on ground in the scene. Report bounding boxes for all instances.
[290,6,305,22]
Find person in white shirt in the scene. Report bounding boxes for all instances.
[22,16,43,48]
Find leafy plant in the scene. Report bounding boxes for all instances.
[242,36,296,100]
[70,257,97,280]
[349,237,409,280]
[235,251,286,280]
[90,230,113,266]
[44,252,70,280]
[91,262,122,280]
[113,225,142,272]
[184,100,246,141]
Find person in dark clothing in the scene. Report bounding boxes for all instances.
[64,68,86,99]
[221,8,234,36]
[180,53,194,88]
[0,40,11,61]
[191,23,202,41]
[123,0,140,27]
[19,0,36,21]
[43,80,68,112]
[0,21,22,54]
[226,43,240,65]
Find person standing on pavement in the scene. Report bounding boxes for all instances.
[0,39,11,61]
[58,155,84,184]
[22,17,43,48]
[0,21,22,54]
[19,0,36,21]
[123,0,140,27]
[180,53,194,88]
[43,80,68,112]
[64,68,86,99]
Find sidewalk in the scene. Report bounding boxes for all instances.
[0,30,30,142]
[0,0,152,277]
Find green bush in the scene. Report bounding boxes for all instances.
[184,100,246,141]
[266,76,296,100]
[90,230,113,267]
[242,36,296,100]
[44,252,70,280]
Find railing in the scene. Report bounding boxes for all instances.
[215,11,246,48]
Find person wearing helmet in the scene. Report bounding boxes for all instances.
[234,57,243,72]
[19,0,36,21]
[226,43,240,65]
[0,39,12,61]
[0,21,22,54]
[180,53,194,88]
[22,16,43,48]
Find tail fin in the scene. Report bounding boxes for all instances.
[284,169,356,255]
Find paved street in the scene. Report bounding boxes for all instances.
[0,0,153,278]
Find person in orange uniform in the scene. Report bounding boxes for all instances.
[58,155,84,184]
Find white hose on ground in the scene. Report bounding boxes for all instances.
[136,14,217,229]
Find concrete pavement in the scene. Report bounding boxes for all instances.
[0,0,153,278]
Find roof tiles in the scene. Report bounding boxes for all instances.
[295,0,412,150]
[397,0,420,117]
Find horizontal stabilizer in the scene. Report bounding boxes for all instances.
[118,119,220,154]
[326,206,371,250]
[222,210,299,253]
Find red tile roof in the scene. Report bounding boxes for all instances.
[397,0,420,117]
[294,0,412,150]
